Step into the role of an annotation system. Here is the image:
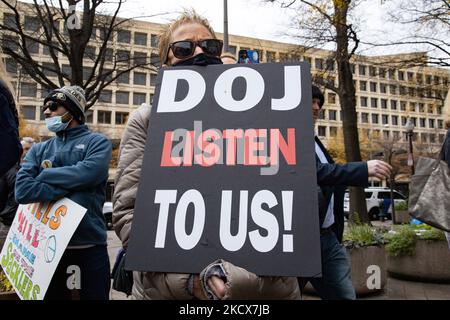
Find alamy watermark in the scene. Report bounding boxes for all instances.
[66,5,81,30]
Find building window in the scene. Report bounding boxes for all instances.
[315,58,324,70]
[26,39,39,54]
[229,45,237,56]
[371,114,379,124]
[370,82,377,92]
[382,114,389,125]
[264,51,274,62]
[133,92,146,105]
[427,104,434,114]
[150,73,157,87]
[361,112,369,123]
[380,83,387,94]
[359,65,366,76]
[379,68,386,78]
[21,105,36,120]
[429,119,435,128]
[117,71,130,84]
[134,72,147,85]
[416,73,423,84]
[401,117,407,126]
[25,16,40,32]
[392,115,398,126]
[85,110,93,123]
[400,101,407,111]
[411,117,417,126]
[329,127,337,137]
[389,85,397,95]
[328,93,336,104]
[360,96,368,107]
[419,103,425,113]
[116,91,129,105]
[390,100,397,110]
[20,83,37,97]
[99,90,112,103]
[409,102,416,112]
[438,120,444,129]
[383,131,390,139]
[318,126,326,137]
[117,30,131,43]
[439,134,445,143]
[134,51,147,65]
[359,81,367,91]
[393,131,400,139]
[369,66,377,77]
[381,99,388,109]
[116,50,131,62]
[115,112,128,125]
[3,13,18,30]
[371,98,378,108]
[399,86,407,95]
[98,111,111,124]
[5,58,17,74]
[329,110,337,121]
[398,71,404,81]
[318,108,325,120]
[420,118,426,128]
[134,32,147,46]
[150,34,159,47]
[388,69,396,80]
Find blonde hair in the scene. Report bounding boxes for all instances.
[0,49,16,95]
[444,89,450,129]
[158,9,216,66]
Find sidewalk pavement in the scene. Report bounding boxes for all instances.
[106,221,450,300]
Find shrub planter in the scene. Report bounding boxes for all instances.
[303,246,387,297]
[388,239,450,282]
[348,246,387,296]
[393,210,410,224]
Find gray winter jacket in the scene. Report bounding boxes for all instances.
[113,105,300,300]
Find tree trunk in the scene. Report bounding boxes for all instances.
[333,0,369,224]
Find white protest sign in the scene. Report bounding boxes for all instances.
[0,198,86,300]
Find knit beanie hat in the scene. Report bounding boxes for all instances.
[44,85,86,124]
[312,85,324,109]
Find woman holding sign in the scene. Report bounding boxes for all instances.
[113,10,300,300]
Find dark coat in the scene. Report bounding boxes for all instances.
[315,137,368,242]
[0,164,19,226]
[0,79,22,176]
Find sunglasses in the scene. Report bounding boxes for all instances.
[167,39,223,62]
[42,101,60,112]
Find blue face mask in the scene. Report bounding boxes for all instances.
[45,113,72,132]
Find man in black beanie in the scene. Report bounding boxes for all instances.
[299,85,392,300]
[15,85,112,300]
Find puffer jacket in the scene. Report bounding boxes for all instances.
[113,105,300,300]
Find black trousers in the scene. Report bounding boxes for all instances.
[44,245,110,300]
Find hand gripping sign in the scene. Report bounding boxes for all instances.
[0,198,86,299]
[126,63,321,277]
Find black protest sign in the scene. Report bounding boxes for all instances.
[126,63,321,276]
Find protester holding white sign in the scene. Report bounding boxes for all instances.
[0,199,86,300]
[113,10,303,300]
[15,85,112,300]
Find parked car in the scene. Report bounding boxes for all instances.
[343,187,407,220]
[103,201,113,230]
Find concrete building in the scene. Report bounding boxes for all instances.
[1,1,449,149]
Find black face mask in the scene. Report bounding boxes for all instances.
[172,53,223,66]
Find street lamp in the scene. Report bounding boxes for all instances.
[405,118,415,175]
[223,0,229,52]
